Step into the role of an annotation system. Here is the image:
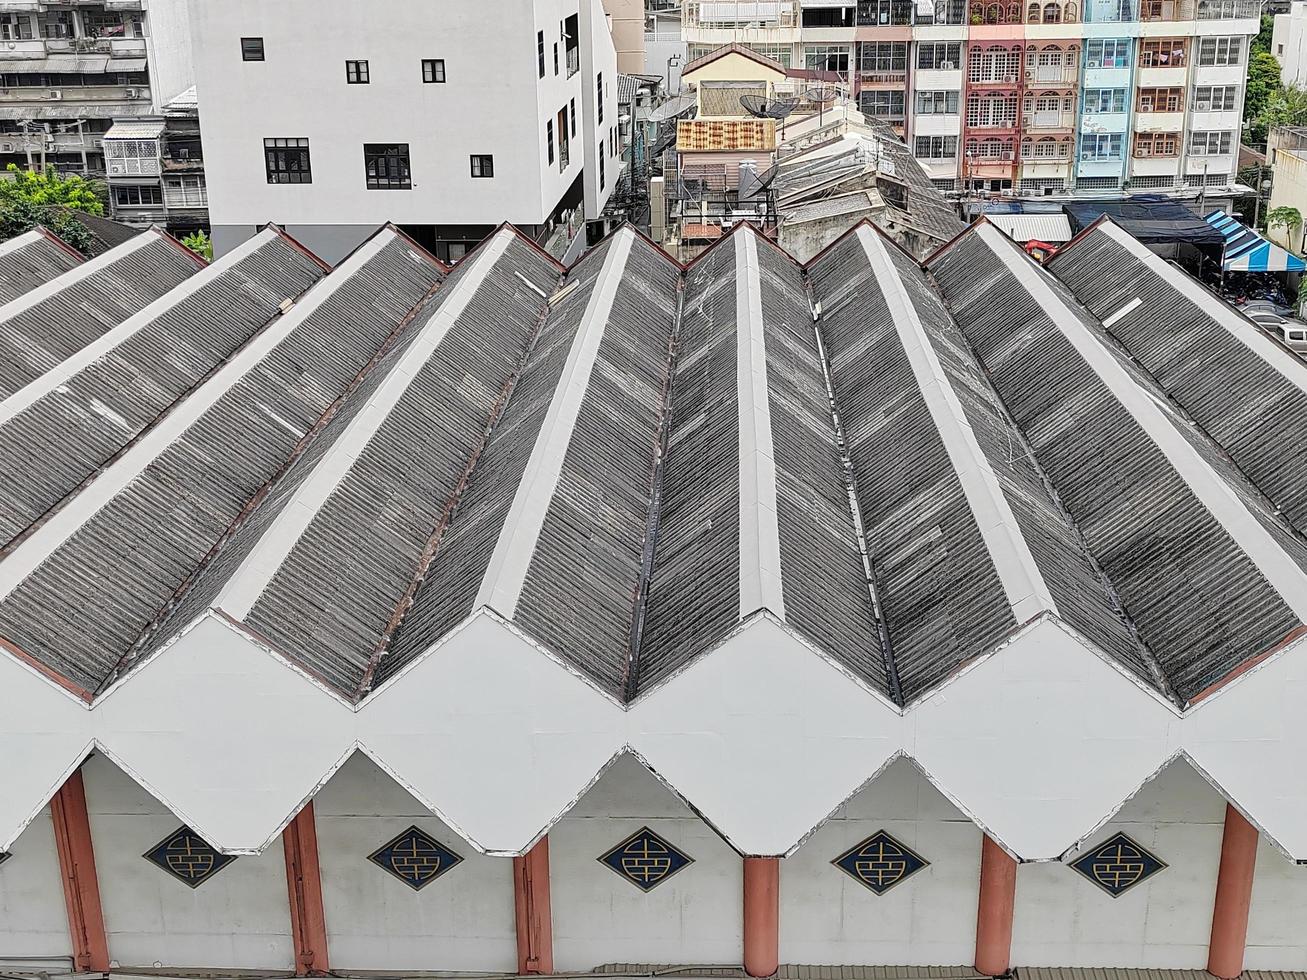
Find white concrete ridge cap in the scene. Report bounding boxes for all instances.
[475,226,636,619]
[860,225,1058,625]
[982,223,1307,624]
[1097,220,1307,399]
[0,227,55,261]
[215,226,499,620]
[0,227,280,427]
[0,225,164,326]
[735,228,785,621]
[0,227,328,603]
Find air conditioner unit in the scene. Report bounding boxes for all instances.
[1195,100,1211,110]
[0,141,13,153]
[125,87,139,97]
[48,89,62,100]
[941,60,955,68]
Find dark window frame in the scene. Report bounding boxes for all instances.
[471,154,494,178]
[422,58,446,83]
[364,142,412,189]
[241,37,264,61]
[264,137,312,184]
[346,59,370,84]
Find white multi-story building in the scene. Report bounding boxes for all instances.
[1272,1,1307,86]
[0,0,192,176]
[679,0,1259,197]
[190,0,619,263]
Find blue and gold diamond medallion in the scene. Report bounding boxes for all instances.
[144,827,235,888]
[599,827,694,892]
[833,830,929,895]
[1070,832,1166,897]
[369,826,463,891]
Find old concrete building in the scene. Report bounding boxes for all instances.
[1,214,1307,980]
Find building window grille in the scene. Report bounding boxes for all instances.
[1138,87,1183,112]
[570,98,577,137]
[1189,130,1233,155]
[1134,131,1180,156]
[537,31,546,77]
[1193,85,1237,110]
[113,183,163,207]
[917,42,961,68]
[915,90,960,114]
[422,59,446,83]
[264,137,311,184]
[598,72,605,123]
[241,37,264,61]
[144,827,235,889]
[346,60,369,84]
[599,142,605,190]
[470,154,494,178]
[1198,36,1242,65]
[547,120,555,165]
[365,143,412,189]
[915,135,959,158]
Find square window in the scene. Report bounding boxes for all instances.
[471,154,494,178]
[364,143,411,189]
[264,137,311,184]
[423,58,445,83]
[1070,832,1167,897]
[346,60,369,84]
[833,831,930,895]
[241,36,264,61]
[599,827,693,891]
[369,826,463,891]
[144,827,236,889]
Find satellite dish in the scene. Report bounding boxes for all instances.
[648,92,697,123]
[739,94,800,120]
[805,84,840,106]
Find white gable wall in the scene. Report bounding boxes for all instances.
[1011,759,1225,969]
[313,752,516,973]
[550,754,744,970]
[0,808,72,962]
[780,758,981,967]
[81,754,294,971]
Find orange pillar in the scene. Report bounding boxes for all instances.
[283,802,331,976]
[49,769,110,974]
[1207,804,1259,980]
[975,834,1018,977]
[513,837,554,974]
[743,857,780,978]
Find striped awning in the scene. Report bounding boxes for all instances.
[1205,209,1307,273]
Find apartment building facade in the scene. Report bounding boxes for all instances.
[682,0,1259,195]
[0,0,192,175]
[190,0,619,264]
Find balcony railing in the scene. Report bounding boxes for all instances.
[684,0,800,29]
[1026,66,1078,84]
[1139,0,1195,18]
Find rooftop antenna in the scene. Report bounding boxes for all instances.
[805,83,840,129]
[739,93,799,140]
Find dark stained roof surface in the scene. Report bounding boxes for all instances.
[0,228,204,401]
[1,219,1304,711]
[0,228,83,306]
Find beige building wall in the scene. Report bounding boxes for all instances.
[1268,128,1307,253]
[602,0,646,74]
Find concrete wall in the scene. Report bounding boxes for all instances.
[550,754,745,971]
[191,0,606,257]
[1268,134,1307,253]
[81,753,295,971]
[781,758,982,967]
[0,808,73,965]
[1246,836,1307,971]
[1273,6,1307,88]
[1011,759,1224,969]
[144,0,196,108]
[313,752,517,973]
[602,0,647,75]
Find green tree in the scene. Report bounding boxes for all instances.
[0,163,105,253]
[180,229,213,262]
[1260,84,1307,133]
[1244,51,1284,145]
[1268,205,1303,252]
[1252,13,1275,57]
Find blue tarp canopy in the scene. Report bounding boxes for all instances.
[1205,210,1307,273]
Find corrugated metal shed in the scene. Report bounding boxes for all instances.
[985,211,1074,244]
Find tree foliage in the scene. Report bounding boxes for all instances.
[1268,205,1303,231]
[1252,13,1275,57]
[0,163,105,253]
[1260,84,1307,133]
[1245,52,1284,144]
[181,229,213,262]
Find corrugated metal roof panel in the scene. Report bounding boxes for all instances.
[0,229,82,306]
[986,211,1074,244]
